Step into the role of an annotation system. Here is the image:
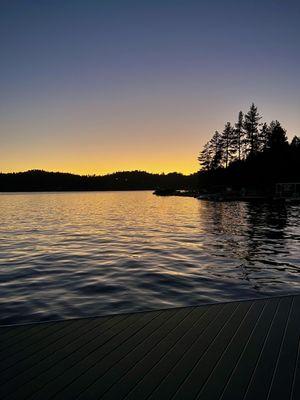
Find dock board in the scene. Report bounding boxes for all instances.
[1,295,300,399]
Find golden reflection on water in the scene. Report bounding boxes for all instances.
[0,191,299,324]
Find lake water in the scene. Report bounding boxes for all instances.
[0,191,299,325]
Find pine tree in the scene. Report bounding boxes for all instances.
[233,111,244,160]
[260,122,271,151]
[198,142,212,171]
[221,122,234,168]
[210,131,223,169]
[267,120,289,152]
[243,103,262,155]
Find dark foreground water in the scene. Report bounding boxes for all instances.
[0,191,299,325]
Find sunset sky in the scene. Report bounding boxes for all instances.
[1,0,299,175]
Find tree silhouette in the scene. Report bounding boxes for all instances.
[221,122,234,168]
[210,131,223,169]
[290,135,300,149]
[243,103,262,155]
[266,120,289,152]
[198,142,212,171]
[259,122,270,151]
[233,111,244,160]
[198,103,300,191]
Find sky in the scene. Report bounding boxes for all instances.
[0,0,299,175]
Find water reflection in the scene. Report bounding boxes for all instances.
[198,200,299,293]
[0,192,299,324]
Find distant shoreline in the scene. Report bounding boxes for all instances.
[0,169,198,192]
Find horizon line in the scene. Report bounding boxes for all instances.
[0,168,199,177]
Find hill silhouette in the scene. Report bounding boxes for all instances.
[0,170,198,192]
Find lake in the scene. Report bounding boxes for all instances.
[0,191,299,325]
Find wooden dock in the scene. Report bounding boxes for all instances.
[1,295,300,399]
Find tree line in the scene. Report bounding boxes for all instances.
[0,170,198,191]
[198,103,300,189]
[199,103,299,171]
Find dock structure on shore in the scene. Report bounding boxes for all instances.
[1,295,300,399]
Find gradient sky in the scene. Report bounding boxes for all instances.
[1,0,299,174]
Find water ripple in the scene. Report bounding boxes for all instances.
[0,191,300,325]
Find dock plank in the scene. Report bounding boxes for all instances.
[1,295,300,400]
[231,296,292,400]
[267,296,300,400]
[196,298,273,400]
[40,309,185,400]
[120,304,223,400]
[214,299,279,400]
[0,314,123,386]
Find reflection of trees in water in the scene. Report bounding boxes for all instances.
[242,202,289,291]
[245,202,288,256]
[200,201,249,258]
[199,200,293,292]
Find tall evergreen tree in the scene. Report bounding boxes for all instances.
[233,111,244,160]
[198,142,212,171]
[221,122,234,167]
[267,120,289,152]
[260,122,271,151]
[243,103,262,155]
[210,131,223,169]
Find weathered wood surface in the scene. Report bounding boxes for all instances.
[1,295,300,399]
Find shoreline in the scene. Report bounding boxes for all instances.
[153,189,300,202]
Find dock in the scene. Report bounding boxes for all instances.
[1,294,300,399]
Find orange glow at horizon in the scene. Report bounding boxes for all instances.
[0,99,206,175]
[0,156,200,176]
[1,87,299,176]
